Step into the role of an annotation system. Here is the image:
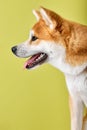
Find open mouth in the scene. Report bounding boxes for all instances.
[24,53,48,69]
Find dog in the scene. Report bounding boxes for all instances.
[11,7,87,130]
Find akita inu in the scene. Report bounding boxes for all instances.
[11,7,87,130]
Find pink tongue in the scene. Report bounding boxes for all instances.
[24,53,41,68]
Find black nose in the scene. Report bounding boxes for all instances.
[11,46,17,54]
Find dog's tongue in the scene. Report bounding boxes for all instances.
[24,53,41,69]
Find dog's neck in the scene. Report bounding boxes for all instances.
[49,48,87,76]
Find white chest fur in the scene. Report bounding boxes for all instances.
[49,46,87,106]
[65,72,87,106]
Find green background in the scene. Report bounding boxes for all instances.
[0,0,87,130]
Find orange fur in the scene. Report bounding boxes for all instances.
[66,22,87,66]
[32,7,87,66]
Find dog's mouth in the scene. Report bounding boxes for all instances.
[24,52,48,69]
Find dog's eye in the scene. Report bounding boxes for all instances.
[31,36,38,41]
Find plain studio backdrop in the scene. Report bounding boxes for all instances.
[0,0,87,130]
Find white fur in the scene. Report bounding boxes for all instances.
[66,73,87,106]
[32,10,40,21]
[13,21,87,130]
[40,8,54,29]
[49,50,87,75]
[65,72,87,130]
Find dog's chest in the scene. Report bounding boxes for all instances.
[65,72,87,106]
[49,51,87,106]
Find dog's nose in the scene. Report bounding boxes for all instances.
[11,46,17,54]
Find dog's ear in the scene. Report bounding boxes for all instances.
[33,10,42,21]
[40,7,63,30]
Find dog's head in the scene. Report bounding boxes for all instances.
[12,7,69,69]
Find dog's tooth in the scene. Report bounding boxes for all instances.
[42,53,45,57]
[38,56,41,59]
[38,57,41,60]
[40,55,43,58]
[36,57,40,61]
[35,53,45,62]
[41,54,43,57]
[39,54,43,58]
